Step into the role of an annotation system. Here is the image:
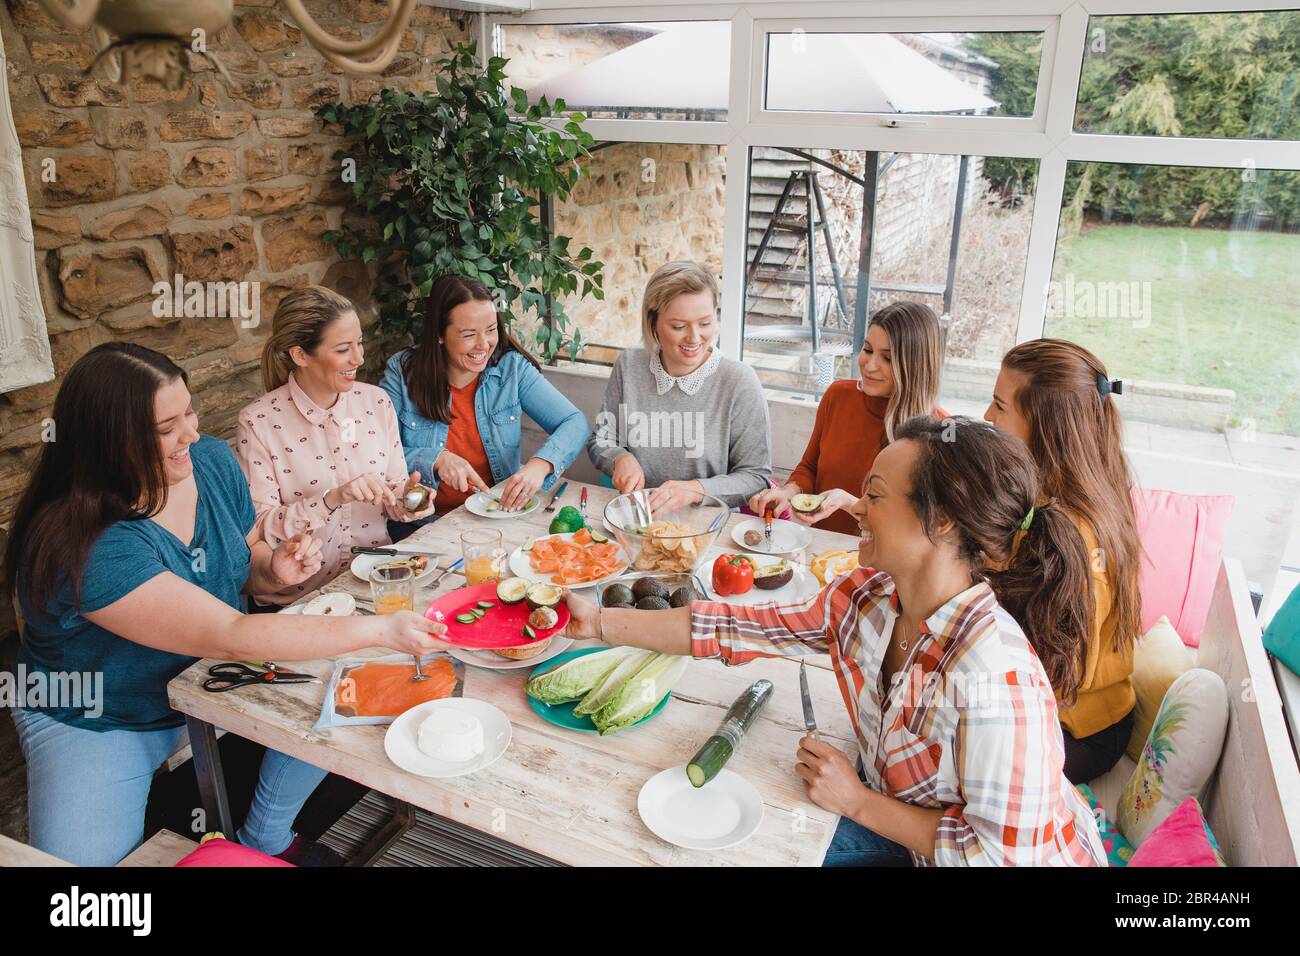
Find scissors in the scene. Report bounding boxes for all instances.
[202,662,319,693]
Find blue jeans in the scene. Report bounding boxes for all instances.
[12,707,328,866]
[823,815,913,867]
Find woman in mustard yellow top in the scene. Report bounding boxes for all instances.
[985,339,1139,783]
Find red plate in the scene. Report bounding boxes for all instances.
[424,582,569,649]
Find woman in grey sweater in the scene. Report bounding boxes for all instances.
[587,261,773,512]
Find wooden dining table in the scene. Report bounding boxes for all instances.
[166,481,865,866]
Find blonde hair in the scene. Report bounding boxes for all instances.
[640,260,719,351]
[260,286,356,391]
[868,301,943,443]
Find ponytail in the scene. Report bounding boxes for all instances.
[260,286,356,392]
[985,501,1092,704]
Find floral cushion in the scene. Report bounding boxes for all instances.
[1075,783,1134,867]
[1118,668,1229,848]
[1128,797,1226,867]
[1127,615,1195,762]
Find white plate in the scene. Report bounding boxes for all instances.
[384,698,511,778]
[701,547,821,606]
[506,532,630,590]
[637,766,764,851]
[465,484,541,520]
[730,517,812,556]
[350,552,438,586]
[445,636,574,671]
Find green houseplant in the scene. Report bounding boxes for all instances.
[317,42,604,359]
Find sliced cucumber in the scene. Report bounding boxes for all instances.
[454,613,477,625]
[523,624,537,640]
[470,607,485,620]
[476,600,495,610]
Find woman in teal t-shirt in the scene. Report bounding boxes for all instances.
[3,343,451,866]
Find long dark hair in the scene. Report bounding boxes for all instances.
[403,275,540,425]
[1001,339,1142,656]
[3,343,187,613]
[894,415,1092,704]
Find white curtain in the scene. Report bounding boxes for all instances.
[0,26,54,393]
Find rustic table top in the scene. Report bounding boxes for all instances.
[167,481,863,867]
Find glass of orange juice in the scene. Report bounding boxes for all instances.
[369,564,415,616]
[462,529,504,586]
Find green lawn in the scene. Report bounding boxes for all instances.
[1047,224,1300,436]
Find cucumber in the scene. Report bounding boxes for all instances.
[470,607,485,620]
[685,679,774,788]
[686,735,734,788]
[454,613,477,625]
[523,624,537,640]
[476,600,495,610]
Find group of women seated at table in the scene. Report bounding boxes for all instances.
[3,256,1141,868]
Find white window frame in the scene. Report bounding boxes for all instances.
[492,0,1300,363]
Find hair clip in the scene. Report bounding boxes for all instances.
[1096,374,1123,397]
[1019,507,1035,532]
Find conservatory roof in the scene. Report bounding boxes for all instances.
[528,22,997,114]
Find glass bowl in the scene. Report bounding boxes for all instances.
[603,490,730,576]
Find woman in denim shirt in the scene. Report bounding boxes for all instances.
[382,275,587,535]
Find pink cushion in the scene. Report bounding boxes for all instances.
[174,837,294,867]
[1131,487,1233,648]
[1127,798,1225,867]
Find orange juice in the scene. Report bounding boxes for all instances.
[465,555,501,587]
[374,593,414,615]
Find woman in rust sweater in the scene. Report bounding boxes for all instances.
[750,301,945,535]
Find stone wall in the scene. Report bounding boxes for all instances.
[0,0,476,638]
[553,142,727,348]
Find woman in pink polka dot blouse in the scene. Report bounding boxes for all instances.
[235,287,436,608]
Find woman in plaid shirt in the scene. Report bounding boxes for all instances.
[564,416,1106,866]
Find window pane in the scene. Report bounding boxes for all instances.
[1075,11,1300,140]
[1046,161,1300,439]
[740,148,1036,398]
[537,142,727,360]
[499,22,729,121]
[763,31,1042,117]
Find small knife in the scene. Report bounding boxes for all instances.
[351,545,445,558]
[763,506,774,550]
[580,486,588,521]
[799,659,818,740]
[544,480,569,513]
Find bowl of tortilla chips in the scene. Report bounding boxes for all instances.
[603,491,729,575]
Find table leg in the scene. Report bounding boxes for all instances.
[185,714,234,838]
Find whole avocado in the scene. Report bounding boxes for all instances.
[631,576,670,602]
[635,596,672,611]
[601,583,635,608]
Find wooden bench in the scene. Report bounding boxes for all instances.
[1089,558,1300,865]
[0,829,196,868]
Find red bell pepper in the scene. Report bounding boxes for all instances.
[712,553,756,596]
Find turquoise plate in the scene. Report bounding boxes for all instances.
[526,647,671,733]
